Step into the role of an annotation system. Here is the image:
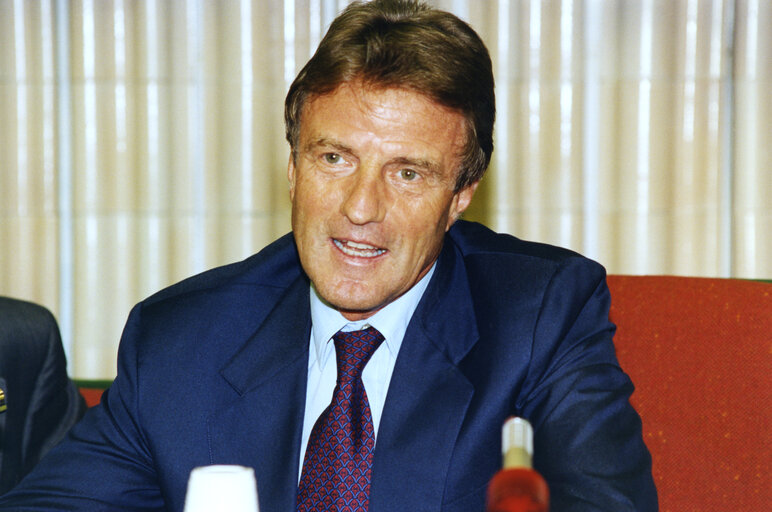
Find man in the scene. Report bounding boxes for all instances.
[0,297,86,494]
[0,1,657,510]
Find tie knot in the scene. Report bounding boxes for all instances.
[332,326,385,378]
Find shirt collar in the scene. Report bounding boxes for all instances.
[309,263,436,368]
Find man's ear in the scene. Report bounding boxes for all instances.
[287,154,296,201]
[446,181,479,230]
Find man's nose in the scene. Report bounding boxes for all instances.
[340,167,386,225]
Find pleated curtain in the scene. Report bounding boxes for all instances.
[0,0,769,378]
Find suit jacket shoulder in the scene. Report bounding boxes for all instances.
[449,219,602,272]
[142,232,303,309]
[126,233,307,361]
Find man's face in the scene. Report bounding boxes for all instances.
[288,82,478,321]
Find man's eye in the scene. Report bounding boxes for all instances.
[399,169,418,181]
[323,153,342,164]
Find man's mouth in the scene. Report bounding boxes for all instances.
[333,239,387,258]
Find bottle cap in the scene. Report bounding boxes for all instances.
[502,416,533,468]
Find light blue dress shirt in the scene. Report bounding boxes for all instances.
[298,264,436,477]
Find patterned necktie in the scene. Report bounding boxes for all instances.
[297,326,385,512]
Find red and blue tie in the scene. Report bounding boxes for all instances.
[297,327,385,511]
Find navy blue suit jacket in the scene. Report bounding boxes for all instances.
[0,221,656,510]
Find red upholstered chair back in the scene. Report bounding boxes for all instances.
[607,275,771,512]
[79,387,105,408]
[76,380,112,408]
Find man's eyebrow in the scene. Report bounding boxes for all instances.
[390,156,442,175]
[303,138,443,175]
[303,137,353,155]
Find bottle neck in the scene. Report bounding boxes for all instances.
[503,446,532,469]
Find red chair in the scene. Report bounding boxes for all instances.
[608,275,771,511]
[77,380,112,408]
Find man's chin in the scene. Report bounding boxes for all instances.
[328,297,383,321]
[317,290,387,321]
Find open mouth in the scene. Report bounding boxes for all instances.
[333,239,387,258]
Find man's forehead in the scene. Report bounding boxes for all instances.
[302,80,460,124]
[302,82,462,133]
[304,87,463,146]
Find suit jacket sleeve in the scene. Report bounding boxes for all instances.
[0,298,86,495]
[518,257,657,510]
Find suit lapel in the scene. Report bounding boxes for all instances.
[208,275,311,512]
[370,239,480,511]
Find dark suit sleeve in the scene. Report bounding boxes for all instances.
[0,298,86,495]
[0,304,165,511]
[21,308,87,475]
[517,258,658,511]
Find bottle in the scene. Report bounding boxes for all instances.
[486,417,549,512]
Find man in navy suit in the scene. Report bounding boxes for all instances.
[0,0,656,510]
[0,297,86,494]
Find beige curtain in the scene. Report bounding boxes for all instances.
[1,0,769,378]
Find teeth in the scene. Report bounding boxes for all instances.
[347,240,376,250]
[333,239,386,258]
